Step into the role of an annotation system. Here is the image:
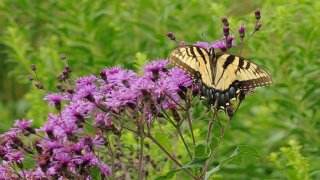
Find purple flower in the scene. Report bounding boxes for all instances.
[5,151,24,163]
[104,67,138,89]
[37,140,62,152]
[78,135,105,152]
[143,60,169,74]
[63,101,95,121]
[0,128,21,145]
[38,114,59,136]
[14,119,33,131]
[72,84,97,101]
[194,41,212,51]
[73,152,98,167]
[75,75,97,90]
[143,60,169,81]
[225,35,237,47]
[212,40,227,52]
[44,93,69,105]
[105,88,139,110]
[238,25,246,32]
[94,112,112,128]
[167,67,192,93]
[54,152,71,165]
[238,25,246,38]
[179,41,187,46]
[0,165,12,179]
[131,77,155,98]
[98,162,112,176]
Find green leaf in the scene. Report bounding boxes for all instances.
[204,145,260,179]
[204,165,221,180]
[221,144,260,165]
[195,143,209,157]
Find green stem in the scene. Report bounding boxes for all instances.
[186,105,196,147]
[161,108,192,159]
[138,127,145,180]
[200,117,231,178]
[106,135,116,179]
[145,133,196,178]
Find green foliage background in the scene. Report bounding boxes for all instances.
[0,0,319,179]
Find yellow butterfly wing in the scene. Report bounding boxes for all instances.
[169,45,214,86]
[212,53,272,91]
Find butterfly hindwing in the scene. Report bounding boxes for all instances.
[213,53,272,91]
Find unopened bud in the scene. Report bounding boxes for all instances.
[60,54,67,61]
[166,32,176,41]
[171,109,181,122]
[30,64,37,72]
[99,70,107,81]
[66,88,74,94]
[54,102,61,111]
[34,82,44,89]
[64,66,72,73]
[221,17,229,26]
[56,84,65,92]
[238,25,246,39]
[255,23,262,31]
[255,9,261,20]
[27,75,34,81]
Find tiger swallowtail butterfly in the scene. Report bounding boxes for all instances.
[169,45,272,112]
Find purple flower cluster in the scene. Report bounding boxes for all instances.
[0,59,193,179]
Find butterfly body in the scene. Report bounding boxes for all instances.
[169,45,272,110]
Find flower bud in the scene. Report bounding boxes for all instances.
[100,70,107,81]
[238,25,246,38]
[166,32,176,41]
[179,41,187,46]
[65,66,72,73]
[255,23,262,31]
[27,75,34,81]
[60,54,67,61]
[34,82,44,90]
[255,9,261,20]
[221,17,229,26]
[54,101,61,111]
[226,105,233,117]
[30,64,37,72]
[171,109,181,122]
[66,88,74,94]
[56,84,65,92]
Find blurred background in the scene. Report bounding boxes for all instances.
[0,0,319,179]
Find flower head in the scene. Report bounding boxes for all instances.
[5,151,24,164]
[194,41,212,51]
[14,119,33,131]
[143,60,169,81]
[44,93,69,105]
[238,25,246,38]
[212,40,227,52]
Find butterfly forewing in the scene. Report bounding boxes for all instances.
[169,46,214,85]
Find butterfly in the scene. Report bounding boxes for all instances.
[169,45,272,113]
